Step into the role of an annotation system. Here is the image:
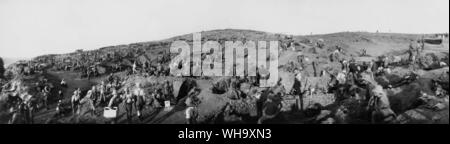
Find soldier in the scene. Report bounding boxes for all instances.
[42,86,50,110]
[82,90,96,116]
[123,88,135,124]
[340,60,349,72]
[408,40,417,65]
[90,86,98,104]
[312,57,320,77]
[330,46,341,62]
[71,88,81,115]
[134,83,146,121]
[292,69,307,111]
[416,40,423,56]
[98,81,106,106]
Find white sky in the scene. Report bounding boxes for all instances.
[1,0,449,58]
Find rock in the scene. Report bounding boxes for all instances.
[315,110,332,121]
[320,117,335,124]
[396,109,437,124]
[195,90,229,123]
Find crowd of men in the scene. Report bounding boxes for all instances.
[67,74,175,124]
[2,77,54,124]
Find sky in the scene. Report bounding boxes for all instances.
[0,0,449,58]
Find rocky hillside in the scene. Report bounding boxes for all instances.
[1,29,448,124]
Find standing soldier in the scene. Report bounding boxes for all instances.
[134,83,146,121]
[82,90,96,116]
[98,82,106,106]
[416,40,422,58]
[292,69,307,111]
[42,86,50,110]
[71,88,81,115]
[124,88,135,124]
[312,57,319,77]
[90,86,97,104]
[408,40,417,65]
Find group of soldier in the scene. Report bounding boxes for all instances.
[287,43,430,123]
[3,77,54,124]
[68,74,175,124]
